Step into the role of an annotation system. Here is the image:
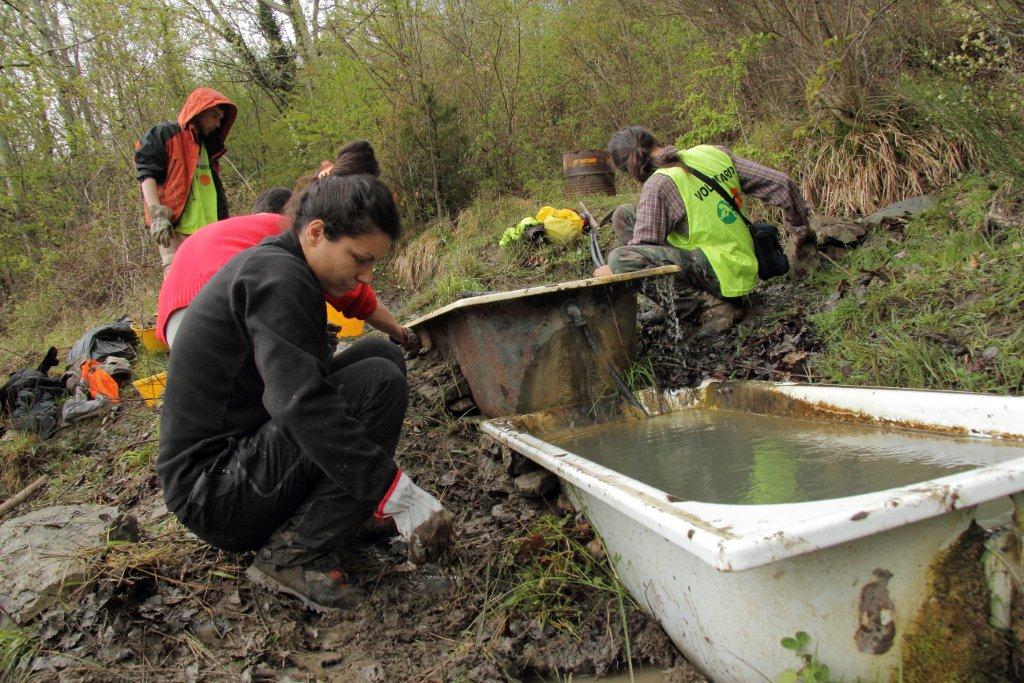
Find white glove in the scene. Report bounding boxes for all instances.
[148,204,175,247]
[377,470,453,563]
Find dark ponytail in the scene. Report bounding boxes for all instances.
[284,140,383,217]
[330,140,380,177]
[608,126,682,184]
[291,174,401,241]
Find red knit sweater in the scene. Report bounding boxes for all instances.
[156,213,378,342]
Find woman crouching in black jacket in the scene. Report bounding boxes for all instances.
[157,173,452,612]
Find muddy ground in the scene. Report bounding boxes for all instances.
[4,359,708,681]
[1,225,841,681]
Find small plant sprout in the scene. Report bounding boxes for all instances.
[777,631,832,683]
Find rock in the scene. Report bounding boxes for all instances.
[447,396,477,415]
[355,660,386,683]
[108,512,140,542]
[863,195,938,226]
[810,214,869,246]
[479,434,502,460]
[513,470,559,498]
[490,504,516,524]
[140,495,169,526]
[784,234,820,279]
[478,454,513,494]
[0,504,117,624]
[555,493,577,513]
[501,446,533,477]
[422,575,452,595]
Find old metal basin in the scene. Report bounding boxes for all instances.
[407,266,677,417]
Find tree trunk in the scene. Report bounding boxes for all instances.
[286,0,317,63]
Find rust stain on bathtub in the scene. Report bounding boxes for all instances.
[855,568,896,654]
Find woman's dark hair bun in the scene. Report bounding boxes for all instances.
[331,140,380,177]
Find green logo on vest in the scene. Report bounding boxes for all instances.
[716,200,738,224]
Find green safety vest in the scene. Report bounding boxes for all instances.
[175,144,219,235]
[656,145,758,297]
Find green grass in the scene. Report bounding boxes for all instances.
[0,628,39,681]
[122,441,157,470]
[388,189,638,317]
[808,174,1024,394]
[479,514,636,646]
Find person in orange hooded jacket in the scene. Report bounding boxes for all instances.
[135,87,238,269]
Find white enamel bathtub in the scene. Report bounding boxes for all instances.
[481,380,1024,681]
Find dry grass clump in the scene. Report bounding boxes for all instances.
[801,112,973,216]
[72,520,242,603]
[0,433,50,499]
[394,226,446,289]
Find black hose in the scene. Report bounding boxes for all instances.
[589,228,606,268]
[562,301,649,416]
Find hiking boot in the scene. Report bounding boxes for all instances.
[697,295,744,336]
[246,554,363,613]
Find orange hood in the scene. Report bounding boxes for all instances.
[177,87,237,144]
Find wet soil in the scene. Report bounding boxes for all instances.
[0,220,924,680]
[6,369,701,682]
[638,278,823,390]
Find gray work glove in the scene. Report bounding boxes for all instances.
[148,204,175,247]
[376,470,454,564]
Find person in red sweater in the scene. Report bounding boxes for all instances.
[156,142,411,348]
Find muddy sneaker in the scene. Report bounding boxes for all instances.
[697,295,744,336]
[246,555,362,613]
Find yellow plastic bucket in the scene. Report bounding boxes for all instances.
[326,304,365,337]
[131,325,170,354]
[133,372,167,408]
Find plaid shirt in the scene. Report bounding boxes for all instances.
[630,146,811,246]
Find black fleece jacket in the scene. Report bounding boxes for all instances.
[157,231,398,513]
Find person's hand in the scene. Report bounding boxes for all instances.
[376,470,454,563]
[389,326,416,347]
[401,328,421,355]
[325,322,341,352]
[317,160,333,179]
[593,265,613,278]
[148,204,175,247]
[790,224,816,250]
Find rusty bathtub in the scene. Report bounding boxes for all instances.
[407,266,677,417]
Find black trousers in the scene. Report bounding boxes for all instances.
[177,338,407,566]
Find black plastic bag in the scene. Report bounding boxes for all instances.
[750,222,790,280]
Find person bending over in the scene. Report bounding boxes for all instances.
[156,141,411,349]
[594,126,812,334]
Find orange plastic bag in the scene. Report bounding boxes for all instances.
[80,359,120,403]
